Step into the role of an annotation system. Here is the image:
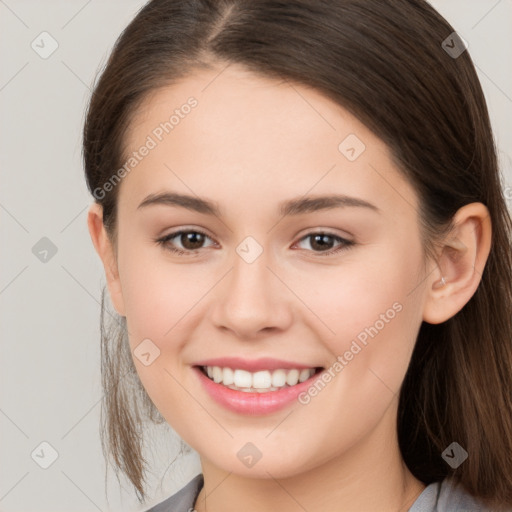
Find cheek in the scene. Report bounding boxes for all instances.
[300,240,424,384]
[308,247,417,316]
[118,239,208,340]
[116,243,214,422]
[117,244,224,417]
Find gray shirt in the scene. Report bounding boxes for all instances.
[145,474,508,511]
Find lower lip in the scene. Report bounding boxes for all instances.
[194,367,322,415]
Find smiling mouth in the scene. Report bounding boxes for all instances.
[198,365,324,392]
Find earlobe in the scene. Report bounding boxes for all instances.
[422,202,492,325]
[87,202,126,316]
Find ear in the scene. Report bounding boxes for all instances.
[423,202,492,324]
[87,202,126,316]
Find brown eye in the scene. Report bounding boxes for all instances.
[179,232,206,250]
[295,232,355,256]
[310,234,336,251]
[156,229,215,255]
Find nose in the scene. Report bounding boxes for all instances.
[211,248,294,340]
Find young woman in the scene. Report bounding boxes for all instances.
[84,0,512,510]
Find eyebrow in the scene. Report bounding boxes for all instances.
[137,191,380,216]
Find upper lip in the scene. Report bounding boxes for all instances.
[193,357,322,372]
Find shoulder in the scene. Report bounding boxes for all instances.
[409,477,511,512]
[144,474,204,512]
[144,474,511,512]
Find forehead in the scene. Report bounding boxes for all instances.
[120,64,418,219]
[126,64,363,153]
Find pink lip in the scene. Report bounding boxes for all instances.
[193,357,317,372]
[193,366,323,416]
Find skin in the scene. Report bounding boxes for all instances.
[88,64,492,511]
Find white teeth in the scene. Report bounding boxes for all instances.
[233,369,252,388]
[299,369,311,383]
[271,369,287,387]
[222,367,234,386]
[252,371,272,389]
[203,366,316,391]
[286,369,300,386]
[212,366,223,383]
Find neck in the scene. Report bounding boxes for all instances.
[194,401,426,512]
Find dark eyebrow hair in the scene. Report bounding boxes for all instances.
[137,192,380,216]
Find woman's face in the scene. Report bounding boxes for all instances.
[110,64,431,478]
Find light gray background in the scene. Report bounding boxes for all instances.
[1,1,511,511]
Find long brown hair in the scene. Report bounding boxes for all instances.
[83,0,512,506]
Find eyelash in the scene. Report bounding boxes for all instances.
[155,229,355,257]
